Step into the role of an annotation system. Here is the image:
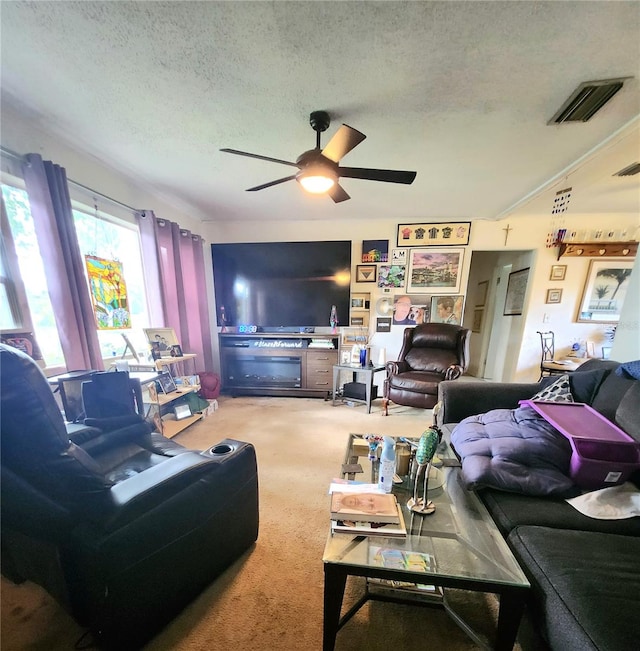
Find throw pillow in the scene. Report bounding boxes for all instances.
[531,374,574,403]
[569,368,610,404]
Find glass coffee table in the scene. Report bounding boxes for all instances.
[322,433,530,650]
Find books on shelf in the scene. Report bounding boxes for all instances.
[330,492,400,524]
[331,503,407,538]
[309,339,335,349]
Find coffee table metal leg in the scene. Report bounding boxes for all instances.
[323,565,347,651]
[495,589,526,650]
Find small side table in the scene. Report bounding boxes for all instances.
[332,363,386,414]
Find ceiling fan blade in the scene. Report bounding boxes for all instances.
[321,125,366,163]
[246,175,297,192]
[339,167,417,184]
[220,148,298,168]
[327,183,351,203]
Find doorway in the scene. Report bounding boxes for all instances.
[462,250,534,381]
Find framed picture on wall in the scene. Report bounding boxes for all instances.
[397,222,471,247]
[577,259,633,323]
[549,264,567,281]
[545,289,562,304]
[356,264,377,283]
[472,308,484,333]
[430,295,464,325]
[377,265,406,288]
[406,248,464,294]
[476,280,488,307]
[503,268,530,316]
[361,239,389,263]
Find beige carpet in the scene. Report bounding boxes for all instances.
[1,396,516,650]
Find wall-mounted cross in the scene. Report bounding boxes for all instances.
[502,223,513,246]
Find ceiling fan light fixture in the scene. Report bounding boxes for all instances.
[297,167,336,194]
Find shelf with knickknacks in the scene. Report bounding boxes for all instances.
[547,227,638,260]
[556,241,638,260]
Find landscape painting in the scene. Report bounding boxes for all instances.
[406,248,464,294]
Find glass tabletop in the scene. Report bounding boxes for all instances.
[323,433,529,589]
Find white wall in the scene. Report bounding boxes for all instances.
[2,106,638,381]
[611,255,640,362]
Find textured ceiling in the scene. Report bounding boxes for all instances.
[1,1,639,223]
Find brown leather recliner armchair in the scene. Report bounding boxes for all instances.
[383,323,470,415]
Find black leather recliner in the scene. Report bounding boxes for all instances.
[0,344,259,649]
[383,323,470,414]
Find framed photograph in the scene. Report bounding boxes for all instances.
[356,264,377,283]
[397,222,471,247]
[350,314,369,327]
[549,264,567,281]
[430,295,464,325]
[362,239,389,263]
[393,294,430,326]
[156,371,177,394]
[147,382,158,403]
[170,344,184,357]
[546,288,563,304]
[472,308,484,333]
[503,268,530,316]
[391,248,407,264]
[476,280,488,307]
[577,259,634,323]
[144,327,179,351]
[150,342,162,360]
[174,402,193,420]
[406,248,464,294]
[376,317,392,333]
[350,293,370,310]
[377,265,406,288]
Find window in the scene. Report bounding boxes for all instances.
[73,207,151,360]
[0,226,21,329]
[1,184,64,367]
[1,183,152,369]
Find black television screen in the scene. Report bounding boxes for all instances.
[211,241,351,331]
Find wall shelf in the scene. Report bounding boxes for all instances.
[556,241,638,260]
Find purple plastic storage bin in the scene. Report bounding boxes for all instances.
[519,400,640,489]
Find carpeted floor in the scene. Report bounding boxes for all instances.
[1,395,521,650]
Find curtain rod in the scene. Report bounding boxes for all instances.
[0,145,142,214]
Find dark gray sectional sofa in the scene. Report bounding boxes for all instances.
[437,359,640,650]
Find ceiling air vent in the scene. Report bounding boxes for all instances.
[548,78,630,124]
[613,162,640,177]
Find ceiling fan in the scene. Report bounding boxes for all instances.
[220,110,417,203]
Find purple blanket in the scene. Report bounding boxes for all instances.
[450,406,576,496]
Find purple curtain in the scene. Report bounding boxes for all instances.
[22,154,104,370]
[136,211,213,372]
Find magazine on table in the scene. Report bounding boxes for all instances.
[330,491,400,524]
[368,546,439,594]
[331,503,407,538]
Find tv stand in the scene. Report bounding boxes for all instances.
[219,333,338,398]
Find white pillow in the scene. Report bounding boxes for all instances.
[531,374,574,403]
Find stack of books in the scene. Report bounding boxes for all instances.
[309,339,335,349]
[330,491,407,538]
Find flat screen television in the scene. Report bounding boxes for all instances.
[211,241,351,331]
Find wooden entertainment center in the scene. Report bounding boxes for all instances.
[219,333,339,397]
